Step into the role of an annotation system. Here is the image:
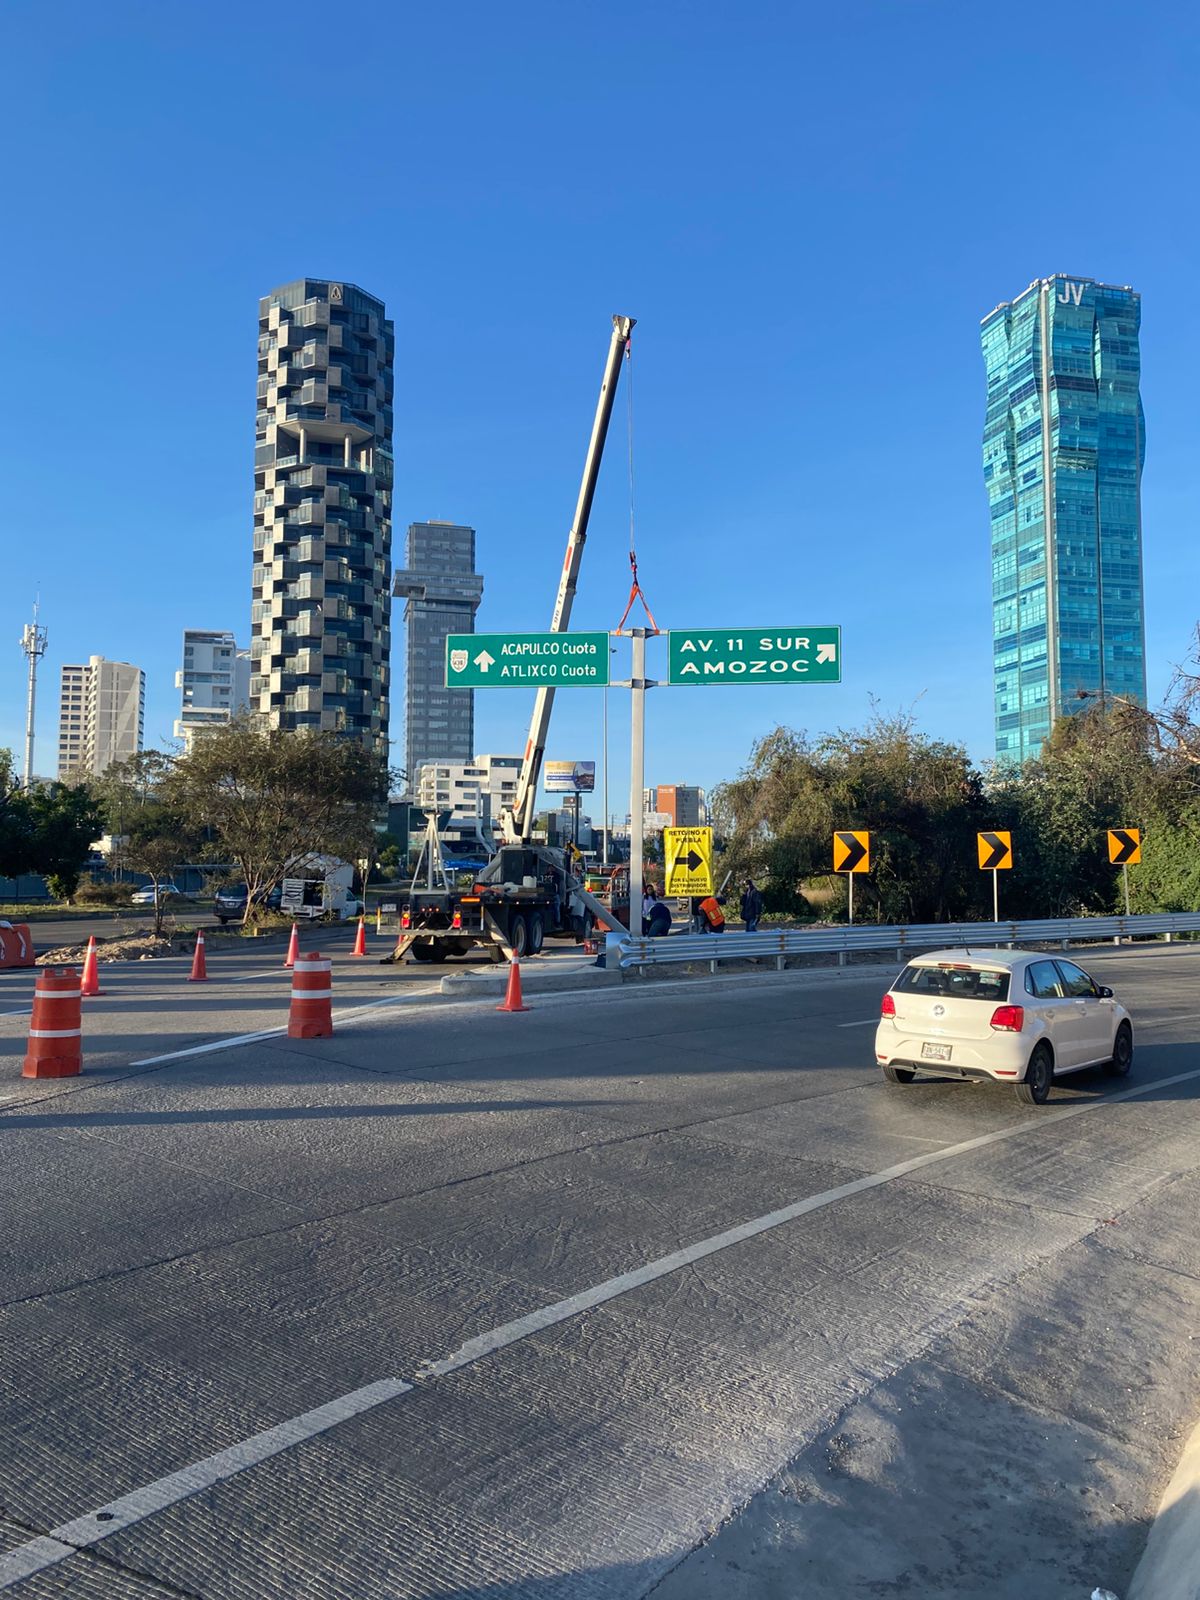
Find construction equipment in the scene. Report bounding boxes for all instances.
[392,315,635,964]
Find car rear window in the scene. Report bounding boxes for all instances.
[894,963,1011,1002]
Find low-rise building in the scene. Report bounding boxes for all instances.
[416,754,521,826]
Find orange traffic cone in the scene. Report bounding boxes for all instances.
[283,922,299,970]
[188,928,207,982]
[351,916,367,957]
[80,935,105,997]
[23,966,83,1078]
[496,956,530,1013]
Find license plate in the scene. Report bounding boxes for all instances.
[921,1042,952,1062]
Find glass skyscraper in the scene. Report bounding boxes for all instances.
[394,521,483,784]
[981,275,1147,763]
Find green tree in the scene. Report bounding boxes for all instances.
[25,784,105,903]
[97,753,196,935]
[0,749,35,881]
[169,717,387,926]
[992,702,1158,917]
[712,715,987,922]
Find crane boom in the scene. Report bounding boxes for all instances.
[500,314,636,843]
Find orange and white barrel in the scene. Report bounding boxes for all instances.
[23,966,83,1078]
[287,952,333,1039]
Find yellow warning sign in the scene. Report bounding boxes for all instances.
[833,831,870,874]
[663,826,714,897]
[977,831,1013,871]
[1107,828,1141,865]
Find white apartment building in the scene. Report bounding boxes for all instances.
[174,630,252,749]
[416,754,521,824]
[57,656,144,778]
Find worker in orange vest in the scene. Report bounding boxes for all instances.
[697,894,726,933]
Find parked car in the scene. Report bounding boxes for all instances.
[214,883,283,924]
[875,948,1133,1106]
[131,882,182,907]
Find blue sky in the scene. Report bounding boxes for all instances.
[2,0,1196,821]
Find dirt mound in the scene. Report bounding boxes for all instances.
[37,934,176,966]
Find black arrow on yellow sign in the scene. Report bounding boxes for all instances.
[1108,828,1141,865]
[674,849,705,873]
[833,831,869,873]
[977,831,1013,871]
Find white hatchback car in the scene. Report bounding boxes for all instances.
[875,948,1133,1105]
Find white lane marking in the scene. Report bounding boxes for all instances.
[0,1008,33,1018]
[227,969,293,984]
[838,1019,878,1028]
[0,1379,410,1590]
[128,987,443,1066]
[1,1065,1198,1591]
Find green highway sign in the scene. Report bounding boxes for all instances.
[668,627,841,685]
[445,631,610,688]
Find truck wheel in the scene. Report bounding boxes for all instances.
[410,941,436,963]
[509,916,530,959]
[527,912,545,954]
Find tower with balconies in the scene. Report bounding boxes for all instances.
[251,279,394,755]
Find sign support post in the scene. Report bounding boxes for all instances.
[628,629,648,929]
[848,872,854,926]
[993,867,999,924]
[1106,829,1140,919]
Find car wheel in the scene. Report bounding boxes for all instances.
[1016,1043,1053,1106]
[1104,1022,1133,1078]
[882,1065,916,1085]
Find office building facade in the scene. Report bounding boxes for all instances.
[174,630,252,749]
[981,274,1147,763]
[652,784,706,827]
[58,656,144,778]
[252,279,394,755]
[394,521,483,783]
[416,753,521,823]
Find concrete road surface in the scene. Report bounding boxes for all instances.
[0,942,1197,1597]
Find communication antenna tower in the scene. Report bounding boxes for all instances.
[19,601,48,789]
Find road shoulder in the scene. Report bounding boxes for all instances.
[651,1169,1200,1600]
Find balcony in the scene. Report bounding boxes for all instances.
[293,301,330,329]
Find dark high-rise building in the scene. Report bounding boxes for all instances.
[251,279,394,755]
[981,274,1147,763]
[393,521,483,784]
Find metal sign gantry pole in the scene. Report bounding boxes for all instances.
[626,628,654,929]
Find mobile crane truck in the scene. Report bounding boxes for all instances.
[391,315,635,965]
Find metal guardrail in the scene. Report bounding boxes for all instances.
[618,912,1200,972]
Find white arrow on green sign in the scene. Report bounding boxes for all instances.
[668,627,841,685]
[445,631,610,688]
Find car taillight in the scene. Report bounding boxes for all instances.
[401,911,411,929]
[990,1005,1024,1031]
[880,993,896,1017]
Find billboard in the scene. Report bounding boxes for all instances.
[545,760,596,793]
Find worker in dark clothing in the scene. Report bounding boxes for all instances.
[644,888,672,937]
[740,878,764,933]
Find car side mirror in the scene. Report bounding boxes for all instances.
[1098,985,1113,999]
